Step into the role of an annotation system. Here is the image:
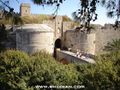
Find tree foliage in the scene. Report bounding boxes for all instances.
[0,50,120,90]
[28,51,79,86]
[104,39,120,53]
[0,50,80,90]
[0,0,22,25]
[0,24,7,51]
[0,50,31,90]
[1,0,120,27]
[32,0,120,28]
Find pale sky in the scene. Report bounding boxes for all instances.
[8,0,116,25]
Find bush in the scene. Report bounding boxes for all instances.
[85,61,119,90]
[0,50,119,90]
[0,50,80,89]
[28,51,79,86]
[75,59,120,90]
[21,15,50,24]
[0,50,31,90]
[0,24,8,51]
[104,39,120,53]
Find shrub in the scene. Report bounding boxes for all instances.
[21,15,50,24]
[104,39,120,53]
[75,59,120,90]
[0,50,80,89]
[28,51,79,86]
[1,50,119,90]
[85,61,119,90]
[0,24,8,51]
[0,50,31,90]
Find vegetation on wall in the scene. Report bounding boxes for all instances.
[1,0,120,28]
[0,15,22,25]
[21,15,49,24]
[0,14,73,25]
[0,1,120,89]
[62,15,72,22]
[32,0,120,28]
[104,39,120,53]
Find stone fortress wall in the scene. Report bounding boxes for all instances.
[16,3,77,54]
[41,15,120,55]
[63,30,96,55]
[16,24,54,54]
[63,24,120,55]
[19,3,120,55]
[95,24,120,54]
[20,3,76,40]
[42,17,75,41]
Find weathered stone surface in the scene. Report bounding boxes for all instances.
[20,3,30,16]
[16,24,54,54]
[63,25,120,55]
[56,49,96,64]
[18,3,120,55]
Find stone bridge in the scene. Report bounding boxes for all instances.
[56,49,96,64]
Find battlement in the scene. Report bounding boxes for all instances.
[20,3,30,7]
[100,24,120,30]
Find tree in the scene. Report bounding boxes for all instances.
[0,50,31,90]
[0,24,7,51]
[0,50,80,89]
[0,0,22,25]
[0,0,14,18]
[104,39,120,53]
[1,0,120,27]
[32,0,120,29]
[29,51,79,86]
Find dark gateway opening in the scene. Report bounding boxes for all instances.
[53,39,61,58]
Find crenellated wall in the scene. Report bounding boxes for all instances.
[63,30,96,55]
[63,22,75,32]
[20,3,30,16]
[43,16,77,41]
[95,24,120,54]
[19,3,120,55]
[16,24,54,54]
[63,24,120,55]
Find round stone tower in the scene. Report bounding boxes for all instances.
[16,24,54,54]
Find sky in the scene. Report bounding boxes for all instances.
[8,0,116,25]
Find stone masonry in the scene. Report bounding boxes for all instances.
[63,25,120,55]
[18,3,120,55]
[20,3,30,16]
